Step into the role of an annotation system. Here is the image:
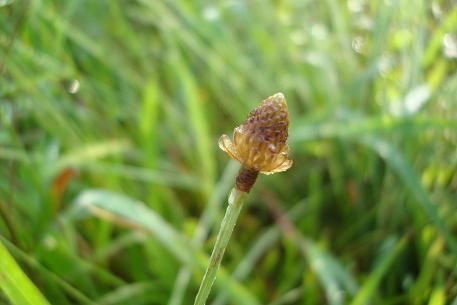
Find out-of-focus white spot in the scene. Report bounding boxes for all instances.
[351,36,365,54]
[389,85,430,117]
[68,79,80,94]
[378,55,392,76]
[348,0,363,13]
[203,5,220,21]
[311,24,328,40]
[443,33,457,59]
[431,2,442,18]
[311,257,324,270]
[303,51,327,67]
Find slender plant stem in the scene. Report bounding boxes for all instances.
[193,188,246,305]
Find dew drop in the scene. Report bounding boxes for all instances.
[431,2,442,18]
[351,36,365,54]
[443,33,457,59]
[378,55,392,77]
[311,24,328,40]
[68,79,80,94]
[347,0,363,13]
[203,5,220,21]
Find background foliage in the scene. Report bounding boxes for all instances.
[1,0,456,304]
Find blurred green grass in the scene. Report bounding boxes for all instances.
[1,0,456,305]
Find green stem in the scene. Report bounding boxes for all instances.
[193,188,246,305]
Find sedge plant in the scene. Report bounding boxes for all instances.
[193,93,293,305]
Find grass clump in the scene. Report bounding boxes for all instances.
[1,1,456,305]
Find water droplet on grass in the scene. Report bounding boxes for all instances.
[203,5,220,21]
[351,36,365,54]
[443,33,457,59]
[348,0,364,13]
[311,24,328,40]
[68,80,80,94]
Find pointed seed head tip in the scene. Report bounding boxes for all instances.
[273,92,285,102]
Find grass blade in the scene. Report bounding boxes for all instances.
[0,239,51,305]
[350,236,407,305]
[360,136,457,256]
[73,189,261,305]
[298,237,358,305]
[292,119,457,256]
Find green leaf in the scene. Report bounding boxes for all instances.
[299,237,358,305]
[73,189,261,305]
[0,240,51,305]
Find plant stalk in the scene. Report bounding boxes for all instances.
[193,188,246,305]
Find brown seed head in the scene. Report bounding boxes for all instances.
[219,93,293,191]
